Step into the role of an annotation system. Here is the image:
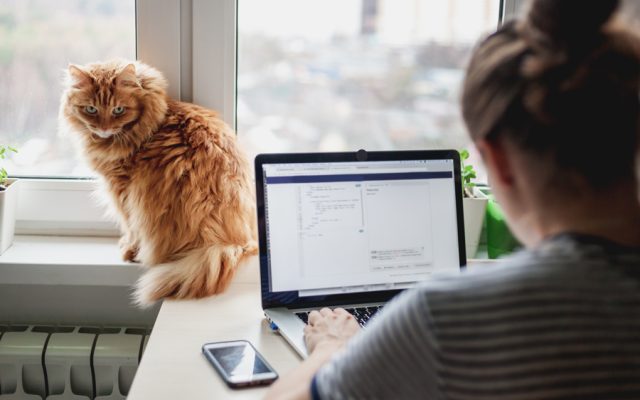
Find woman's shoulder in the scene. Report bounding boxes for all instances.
[415,233,640,306]
[521,233,640,274]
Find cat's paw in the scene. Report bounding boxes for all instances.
[119,237,140,262]
[122,247,140,262]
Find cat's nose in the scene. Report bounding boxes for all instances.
[94,129,114,139]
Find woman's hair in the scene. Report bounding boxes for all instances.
[462,0,640,188]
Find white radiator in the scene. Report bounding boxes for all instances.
[0,325,151,399]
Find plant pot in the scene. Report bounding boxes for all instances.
[463,188,488,259]
[0,178,19,254]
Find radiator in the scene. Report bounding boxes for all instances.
[0,325,151,399]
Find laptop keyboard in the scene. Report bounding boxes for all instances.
[295,306,383,327]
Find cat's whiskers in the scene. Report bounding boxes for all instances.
[82,126,101,144]
[113,133,123,146]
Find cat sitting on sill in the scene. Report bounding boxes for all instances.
[59,60,257,306]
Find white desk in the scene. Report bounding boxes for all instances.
[128,257,494,399]
[128,257,300,399]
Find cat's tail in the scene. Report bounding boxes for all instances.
[133,241,258,307]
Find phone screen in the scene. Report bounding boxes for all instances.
[206,344,271,377]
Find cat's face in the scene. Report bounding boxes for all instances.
[63,63,143,141]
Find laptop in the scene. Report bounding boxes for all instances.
[255,150,466,358]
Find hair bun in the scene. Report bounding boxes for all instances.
[526,0,620,49]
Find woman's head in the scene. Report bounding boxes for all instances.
[461,0,640,246]
[463,0,640,190]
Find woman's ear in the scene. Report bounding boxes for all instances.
[475,138,516,188]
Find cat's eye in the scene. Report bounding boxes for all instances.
[112,106,126,116]
[84,105,98,115]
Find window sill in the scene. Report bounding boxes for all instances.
[0,235,159,326]
[0,235,140,286]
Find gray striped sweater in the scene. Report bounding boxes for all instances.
[313,234,640,400]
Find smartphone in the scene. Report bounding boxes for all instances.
[202,340,278,388]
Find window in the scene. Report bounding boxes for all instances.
[237,0,502,168]
[623,0,640,22]
[0,0,136,177]
[0,0,183,235]
[2,0,506,235]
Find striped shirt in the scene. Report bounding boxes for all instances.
[313,233,640,399]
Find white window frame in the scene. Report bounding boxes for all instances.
[503,0,527,20]
[16,0,516,237]
[15,0,236,236]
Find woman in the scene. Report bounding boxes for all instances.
[267,0,640,398]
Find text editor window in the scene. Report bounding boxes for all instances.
[264,161,460,295]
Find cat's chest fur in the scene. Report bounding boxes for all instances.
[95,100,236,227]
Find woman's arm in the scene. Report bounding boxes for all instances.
[264,340,341,400]
[268,287,441,400]
[265,308,361,400]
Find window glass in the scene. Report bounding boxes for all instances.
[238,0,501,178]
[623,0,640,22]
[0,0,135,177]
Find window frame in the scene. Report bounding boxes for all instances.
[503,0,527,19]
[16,0,191,236]
[13,0,514,236]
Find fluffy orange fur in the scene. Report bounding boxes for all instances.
[59,60,257,306]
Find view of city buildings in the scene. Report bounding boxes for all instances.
[238,0,500,173]
[1,0,639,177]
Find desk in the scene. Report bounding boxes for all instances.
[128,257,300,399]
[128,257,494,399]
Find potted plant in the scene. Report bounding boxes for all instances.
[0,145,19,254]
[460,149,488,258]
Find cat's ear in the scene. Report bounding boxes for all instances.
[116,64,139,88]
[68,65,92,89]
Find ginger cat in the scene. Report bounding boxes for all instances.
[59,60,257,306]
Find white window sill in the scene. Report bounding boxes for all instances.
[0,235,159,327]
[0,235,141,286]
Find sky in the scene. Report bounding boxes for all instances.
[240,0,500,45]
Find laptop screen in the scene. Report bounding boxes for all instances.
[262,158,461,297]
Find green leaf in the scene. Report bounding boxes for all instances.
[0,145,18,180]
[459,148,480,192]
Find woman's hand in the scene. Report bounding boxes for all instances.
[266,308,360,400]
[304,308,361,354]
